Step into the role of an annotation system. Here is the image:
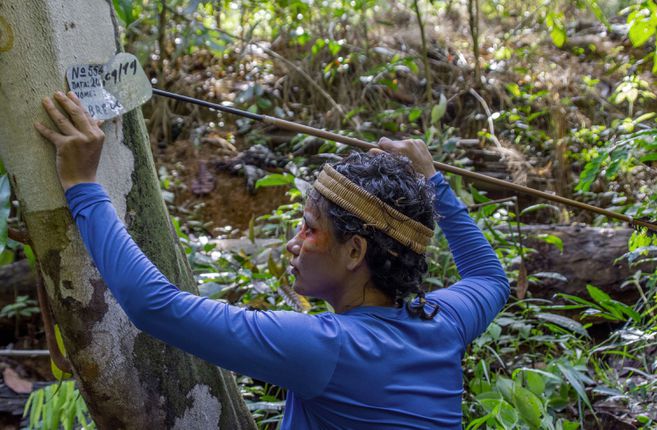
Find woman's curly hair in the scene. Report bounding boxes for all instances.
[309,152,439,319]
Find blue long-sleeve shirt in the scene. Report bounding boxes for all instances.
[66,171,509,429]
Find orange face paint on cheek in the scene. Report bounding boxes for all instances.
[302,229,330,253]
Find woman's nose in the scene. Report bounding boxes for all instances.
[286,235,301,256]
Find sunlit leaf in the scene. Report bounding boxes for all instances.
[534,234,564,253]
[550,26,567,48]
[255,173,296,189]
[546,12,567,48]
[506,83,521,97]
[431,93,447,125]
[628,16,656,47]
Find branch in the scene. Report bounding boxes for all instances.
[8,227,30,245]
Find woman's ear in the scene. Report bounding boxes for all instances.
[345,235,368,271]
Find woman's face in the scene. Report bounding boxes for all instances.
[286,199,350,300]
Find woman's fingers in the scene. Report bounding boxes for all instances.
[34,121,67,148]
[376,137,436,178]
[42,97,77,135]
[55,91,93,134]
[377,137,412,152]
[68,91,96,124]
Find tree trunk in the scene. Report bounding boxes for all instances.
[0,1,256,428]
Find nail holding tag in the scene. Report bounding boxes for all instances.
[65,53,152,120]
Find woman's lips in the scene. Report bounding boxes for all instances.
[288,264,299,276]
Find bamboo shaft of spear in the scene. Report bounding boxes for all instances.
[152,88,657,232]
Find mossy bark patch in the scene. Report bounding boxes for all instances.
[121,109,197,293]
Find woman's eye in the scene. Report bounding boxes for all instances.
[296,222,309,236]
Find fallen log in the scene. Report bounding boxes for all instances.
[517,224,654,304]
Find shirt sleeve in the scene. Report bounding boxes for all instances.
[66,183,342,399]
[426,172,510,345]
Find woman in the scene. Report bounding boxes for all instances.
[35,91,509,429]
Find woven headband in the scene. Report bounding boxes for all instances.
[313,164,433,254]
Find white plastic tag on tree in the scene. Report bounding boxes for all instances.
[65,53,152,120]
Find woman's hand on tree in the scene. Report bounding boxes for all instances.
[372,137,437,179]
[34,91,105,191]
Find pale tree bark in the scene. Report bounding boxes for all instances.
[0,1,256,428]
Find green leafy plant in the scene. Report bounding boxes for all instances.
[626,0,657,73]
[23,381,95,430]
[575,124,657,194]
[0,295,39,320]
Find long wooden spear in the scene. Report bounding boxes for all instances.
[152,88,657,232]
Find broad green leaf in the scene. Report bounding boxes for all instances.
[476,391,503,412]
[487,322,502,340]
[328,40,341,56]
[546,12,567,47]
[640,153,657,162]
[255,173,296,189]
[495,377,514,404]
[524,370,546,397]
[506,83,521,97]
[550,27,567,48]
[628,19,655,47]
[469,377,492,395]
[408,107,423,122]
[557,418,580,430]
[512,383,543,428]
[497,399,519,428]
[575,152,605,192]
